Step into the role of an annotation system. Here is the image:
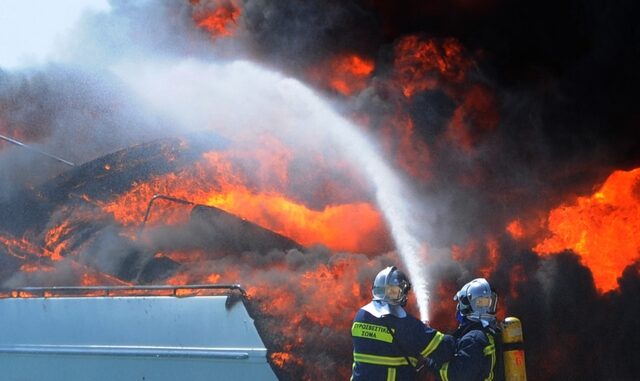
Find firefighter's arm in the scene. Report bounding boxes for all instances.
[417,326,455,367]
[437,331,486,381]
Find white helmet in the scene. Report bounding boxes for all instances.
[372,266,412,306]
[454,278,498,324]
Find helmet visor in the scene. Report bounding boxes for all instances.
[473,292,498,314]
[384,280,410,305]
[385,285,403,301]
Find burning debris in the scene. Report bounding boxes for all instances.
[1,0,640,380]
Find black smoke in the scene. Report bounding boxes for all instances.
[238,0,640,240]
[239,1,640,379]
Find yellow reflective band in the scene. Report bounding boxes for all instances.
[439,362,450,381]
[352,322,394,343]
[387,367,397,381]
[421,331,445,357]
[484,334,496,381]
[353,352,417,367]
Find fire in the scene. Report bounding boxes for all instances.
[298,262,361,327]
[478,238,499,279]
[1,230,67,263]
[101,148,390,254]
[20,263,54,273]
[379,111,432,181]
[44,220,73,261]
[451,238,500,279]
[0,233,41,260]
[165,252,372,381]
[271,352,303,368]
[506,219,525,239]
[362,34,483,182]
[308,54,375,96]
[534,168,640,292]
[207,191,385,252]
[392,36,472,98]
[447,85,499,151]
[191,0,241,38]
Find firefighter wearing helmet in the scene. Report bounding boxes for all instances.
[351,266,454,381]
[433,278,504,381]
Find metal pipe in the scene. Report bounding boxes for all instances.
[0,133,75,167]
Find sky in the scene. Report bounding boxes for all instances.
[0,0,110,69]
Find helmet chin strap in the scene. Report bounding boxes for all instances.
[466,313,497,328]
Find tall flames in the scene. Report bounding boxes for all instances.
[100,147,390,254]
[532,168,640,292]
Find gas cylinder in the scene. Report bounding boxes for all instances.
[502,317,527,381]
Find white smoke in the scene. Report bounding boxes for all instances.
[114,59,435,321]
[2,0,440,321]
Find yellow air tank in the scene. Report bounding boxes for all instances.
[502,317,527,381]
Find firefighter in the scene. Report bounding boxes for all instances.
[351,266,454,381]
[434,278,504,381]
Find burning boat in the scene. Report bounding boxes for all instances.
[0,133,380,380]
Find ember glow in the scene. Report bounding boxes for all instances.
[379,111,433,182]
[447,85,499,151]
[191,0,241,38]
[308,54,375,96]
[534,168,640,292]
[101,149,389,253]
[392,36,472,98]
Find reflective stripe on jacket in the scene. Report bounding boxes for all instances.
[437,322,502,381]
[351,306,454,381]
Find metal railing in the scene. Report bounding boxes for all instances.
[0,283,246,298]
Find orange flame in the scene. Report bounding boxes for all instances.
[101,148,389,253]
[534,168,640,292]
[192,0,241,38]
[19,263,54,273]
[44,221,73,261]
[308,54,375,96]
[447,85,499,151]
[165,253,372,379]
[1,230,68,263]
[393,36,472,98]
[506,219,525,239]
[379,110,432,181]
[0,233,41,260]
[478,238,499,279]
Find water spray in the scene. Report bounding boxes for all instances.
[293,90,433,322]
[117,59,433,322]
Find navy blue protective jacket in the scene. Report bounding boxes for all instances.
[435,320,503,381]
[351,302,454,381]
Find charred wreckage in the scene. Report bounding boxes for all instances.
[0,134,307,380]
